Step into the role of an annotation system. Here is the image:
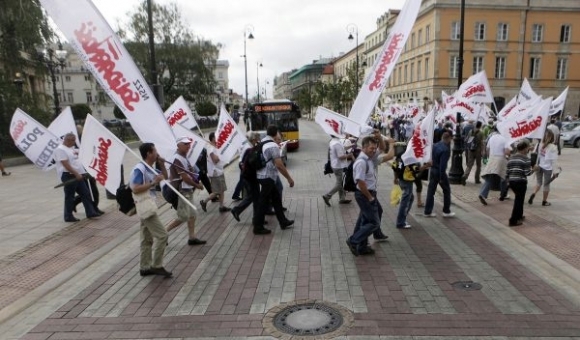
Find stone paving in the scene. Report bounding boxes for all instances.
[0,120,579,339]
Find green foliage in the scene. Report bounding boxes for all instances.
[195,101,217,117]
[113,106,125,119]
[70,104,92,121]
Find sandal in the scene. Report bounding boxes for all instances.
[528,193,535,205]
[542,201,551,206]
[417,202,425,208]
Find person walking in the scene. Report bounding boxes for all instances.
[423,132,455,218]
[393,158,431,229]
[345,134,395,256]
[231,132,261,222]
[322,135,354,206]
[165,137,207,246]
[253,125,295,235]
[130,142,172,278]
[200,132,231,213]
[506,140,536,226]
[546,118,561,155]
[462,121,484,185]
[528,129,558,206]
[478,126,511,205]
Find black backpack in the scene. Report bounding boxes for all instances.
[162,185,178,209]
[343,159,369,192]
[116,185,136,216]
[242,140,274,180]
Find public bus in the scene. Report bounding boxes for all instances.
[251,99,301,150]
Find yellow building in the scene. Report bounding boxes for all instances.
[368,0,580,116]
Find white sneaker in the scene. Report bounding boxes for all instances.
[397,224,412,229]
[423,212,437,217]
[442,212,456,218]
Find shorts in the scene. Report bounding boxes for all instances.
[210,174,227,193]
[176,192,197,221]
[536,167,552,191]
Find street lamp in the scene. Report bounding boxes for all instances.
[257,61,263,102]
[242,24,254,107]
[346,23,360,90]
[37,43,68,118]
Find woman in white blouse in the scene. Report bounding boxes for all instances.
[528,129,558,206]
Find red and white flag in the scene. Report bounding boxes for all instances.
[497,97,551,144]
[10,108,61,171]
[39,0,175,158]
[215,105,247,164]
[315,106,361,138]
[402,107,435,165]
[48,106,79,143]
[78,114,126,193]
[498,96,518,122]
[549,87,568,116]
[457,70,494,103]
[346,0,421,135]
[518,78,539,104]
[164,96,198,130]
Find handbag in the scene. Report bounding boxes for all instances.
[132,191,158,219]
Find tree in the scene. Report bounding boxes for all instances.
[119,1,222,107]
[70,104,92,121]
[195,101,217,117]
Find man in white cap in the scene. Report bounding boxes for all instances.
[166,136,206,246]
[322,135,354,206]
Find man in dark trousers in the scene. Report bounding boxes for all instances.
[423,132,455,218]
[462,121,484,185]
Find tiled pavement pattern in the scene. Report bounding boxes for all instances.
[0,120,579,339]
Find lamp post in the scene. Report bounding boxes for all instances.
[346,23,360,90]
[243,25,254,107]
[37,44,68,118]
[256,62,262,102]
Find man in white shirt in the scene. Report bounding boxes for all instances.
[200,132,231,213]
[322,135,354,206]
[54,133,101,222]
[478,126,512,205]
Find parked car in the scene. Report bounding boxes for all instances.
[560,125,580,148]
[102,118,122,127]
[561,120,580,133]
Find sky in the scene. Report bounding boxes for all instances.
[89,0,406,100]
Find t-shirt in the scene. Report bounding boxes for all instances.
[256,136,280,180]
[130,162,160,198]
[487,133,511,157]
[170,153,199,190]
[206,145,225,177]
[329,138,348,169]
[54,144,86,178]
[538,143,558,170]
[354,150,380,191]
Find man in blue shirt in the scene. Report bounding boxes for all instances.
[423,132,455,218]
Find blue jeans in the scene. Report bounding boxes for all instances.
[61,173,98,220]
[349,191,381,251]
[396,180,414,228]
[480,174,508,199]
[424,170,451,214]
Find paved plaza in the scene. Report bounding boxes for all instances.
[0,120,580,340]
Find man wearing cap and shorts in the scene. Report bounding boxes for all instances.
[322,135,354,206]
[166,137,207,246]
[200,132,231,213]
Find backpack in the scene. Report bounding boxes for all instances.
[465,130,478,151]
[242,140,275,180]
[116,185,136,216]
[392,157,418,182]
[323,140,333,175]
[162,185,178,210]
[343,158,369,192]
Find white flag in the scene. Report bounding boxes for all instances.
[48,107,79,143]
[39,0,175,158]
[171,123,208,167]
[518,78,539,104]
[497,96,518,122]
[549,87,568,116]
[402,108,435,165]
[444,97,478,121]
[457,70,494,103]
[346,0,421,135]
[164,96,198,130]
[497,97,551,145]
[215,105,247,164]
[10,108,61,170]
[78,114,126,193]
[315,106,361,138]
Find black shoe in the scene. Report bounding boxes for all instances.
[219,206,231,212]
[322,195,331,207]
[264,221,268,225]
[139,269,153,276]
[461,177,466,186]
[265,210,275,216]
[346,239,359,256]
[499,196,505,201]
[65,217,80,222]
[374,234,389,241]
[280,220,294,229]
[478,195,487,206]
[282,207,288,212]
[200,200,207,212]
[96,209,105,215]
[542,201,551,206]
[528,193,535,205]
[150,267,173,278]
[339,199,352,204]
[188,238,207,246]
[231,210,240,222]
[359,247,375,256]
[232,196,242,201]
[1,171,10,176]
[87,213,101,219]
[253,227,272,235]
[509,221,523,227]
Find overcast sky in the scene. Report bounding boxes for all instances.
[90,0,406,99]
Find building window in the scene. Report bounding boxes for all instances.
[425,57,429,78]
[418,29,423,45]
[86,92,93,103]
[84,75,91,81]
[475,22,486,41]
[529,57,541,79]
[404,64,408,83]
[410,63,414,82]
[451,22,460,40]
[450,56,459,78]
[398,67,402,85]
[417,60,422,80]
[497,23,509,41]
[218,71,223,79]
[560,25,571,43]
[532,24,543,42]
[411,32,415,48]
[556,58,568,80]
[426,25,431,42]
[473,56,484,74]
[65,76,71,82]
[495,57,506,79]
[67,92,74,102]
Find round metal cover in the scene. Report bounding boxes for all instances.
[263,300,354,339]
[452,281,483,291]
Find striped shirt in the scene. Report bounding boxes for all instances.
[506,153,533,182]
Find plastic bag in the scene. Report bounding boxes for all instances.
[390,185,402,206]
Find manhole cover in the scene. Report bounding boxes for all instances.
[263,300,354,339]
[452,281,483,291]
